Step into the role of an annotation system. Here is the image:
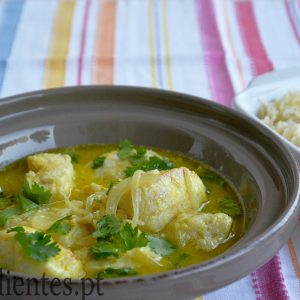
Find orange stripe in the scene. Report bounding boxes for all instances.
[287,239,300,279]
[44,0,76,88]
[223,0,247,89]
[93,0,116,84]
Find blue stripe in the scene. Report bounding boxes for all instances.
[0,0,25,93]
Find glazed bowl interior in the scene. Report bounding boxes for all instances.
[0,86,299,299]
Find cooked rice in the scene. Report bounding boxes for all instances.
[257,93,300,148]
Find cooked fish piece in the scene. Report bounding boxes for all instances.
[107,167,207,232]
[26,153,74,202]
[164,212,232,251]
[0,226,84,278]
[94,149,160,181]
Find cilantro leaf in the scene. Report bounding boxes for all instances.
[130,147,147,165]
[7,226,24,233]
[8,226,61,261]
[0,207,20,227]
[92,215,122,240]
[89,241,120,259]
[46,215,72,235]
[219,197,242,217]
[200,170,225,186]
[99,267,137,278]
[117,139,133,160]
[23,180,51,205]
[64,151,79,163]
[91,156,106,169]
[106,180,119,196]
[119,223,148,250]
[125,156,173,177]
[90,215,147,260]
[17,194,39,212]
[147,235,176,256]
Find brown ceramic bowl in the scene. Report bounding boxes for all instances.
[0,86,299,300]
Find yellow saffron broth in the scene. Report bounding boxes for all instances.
[0,144,244,277]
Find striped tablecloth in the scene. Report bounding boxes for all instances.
[0,0,300,299]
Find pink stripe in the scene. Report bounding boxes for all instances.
[195,0,234,107]
[251,255,289,300]
[235,1,273,76]
[285,0,300,45]
[77,0,91,85]
[235,3,289,298]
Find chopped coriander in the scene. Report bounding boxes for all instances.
[23,180,51,205]
[219,197,242,217]
[17,194,39,212]
[90,215,147,260]
[200,170,225,187]
[147,235,176,256]
[46,215,72,235]
[91,156,106,169]
[106,180,119,196]
[7,226,24,233]
[7,226,61,261]
[120,223,148,250]
[64,151,79,163]
[130,147,146,165]
[124,156,173,177]
[0,207,20,227]
[99,267,137,278]
[117,139,133,160]
[92,215,122,240]
[89,242,120,259]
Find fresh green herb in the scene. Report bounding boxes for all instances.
[89,215,148,260]
[17,194,39,212]
[23,180,51,205]
[99,267,137,278]
[46,215,72,235]
[219,197,242,217]
[91,156,106,169]
[106,181,114,196]
[92,215,123,240]
[200,170,225,187]
[120,223,148,250]
[147,235,176,256]
[64,151,79,163]
[117,139,133,160]
[130,147,147,165]
[125,156,173,177]
[7,226,61,261]
[106,180,119,196]
[89,241,121,259]
[0,207,20,227]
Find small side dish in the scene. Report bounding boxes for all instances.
[0,140,244,279]
[258,93,300,148]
